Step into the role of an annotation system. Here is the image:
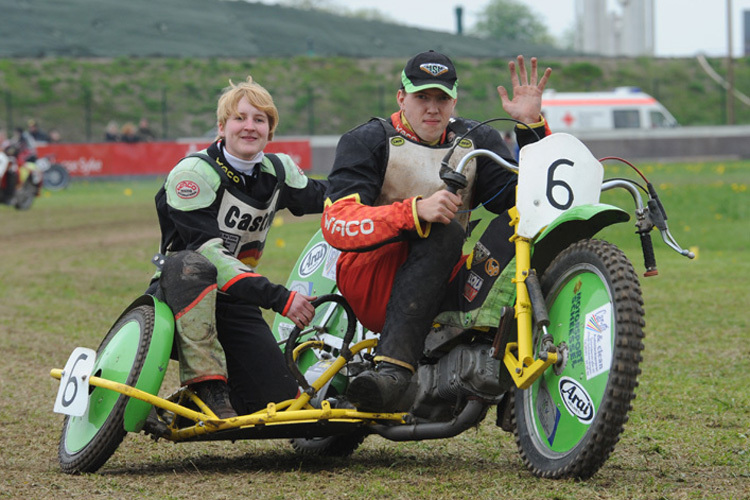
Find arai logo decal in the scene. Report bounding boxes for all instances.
[299,242,328,278]
[558,377,595,424]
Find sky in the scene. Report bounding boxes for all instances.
[260,0,750,58]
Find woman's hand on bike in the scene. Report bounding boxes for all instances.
[285,293,317,329]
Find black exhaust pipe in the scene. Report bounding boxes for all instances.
[370,400,486,441]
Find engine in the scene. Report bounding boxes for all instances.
[410,343,507,421]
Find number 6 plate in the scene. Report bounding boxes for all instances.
[517,133,604,239]
[53,347,97,417]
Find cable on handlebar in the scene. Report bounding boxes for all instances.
[441,117,539,173]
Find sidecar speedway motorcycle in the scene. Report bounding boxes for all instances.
[52,132,694,479]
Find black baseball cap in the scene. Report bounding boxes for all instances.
[401,50,458,99]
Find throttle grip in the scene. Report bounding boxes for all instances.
[639,231,659,277]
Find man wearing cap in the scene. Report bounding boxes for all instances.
[321,51,551,412]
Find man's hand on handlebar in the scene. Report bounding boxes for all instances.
[416,190,463,225]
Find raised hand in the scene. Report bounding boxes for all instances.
[497,55,552,125]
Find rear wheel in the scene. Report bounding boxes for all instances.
[58,305,155,473]
[286,295,367,457]
[514,239,645,479]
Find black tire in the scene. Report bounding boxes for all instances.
[58,305,155,474]
[14,180,36,210]
[514,239,645,479]
[290,431,366,457]
[43,163,71,191]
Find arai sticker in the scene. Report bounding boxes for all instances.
[298,242,328,278]
[558,376,595,424]
[583,302,612,380]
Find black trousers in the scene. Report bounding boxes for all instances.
[216,297,299,414]
[148,252,298,415]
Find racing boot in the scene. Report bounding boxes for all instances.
[346,360,414,413]
[350,221,464,414]
[190,379,238,419]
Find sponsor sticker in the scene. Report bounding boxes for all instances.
[390,137,405,147]
[472,242,490,264]
[323,247,340,281]
[484,258,500,277]
[175,180,200,199]
[584,303,613,379]
[289,280,314,295]
[463,271,483,302]
[299,242,328,278]
[458,138,473,149]
[558,376,595,424]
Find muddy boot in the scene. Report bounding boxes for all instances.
[346,361,414,413]
[191,379,238,419]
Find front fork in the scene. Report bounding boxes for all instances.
[503,206,558,390]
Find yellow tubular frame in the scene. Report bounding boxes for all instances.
[50,338,405,443]
[503,206,558,390]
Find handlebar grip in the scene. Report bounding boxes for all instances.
[440,169,468,195]
[639,231,659,277]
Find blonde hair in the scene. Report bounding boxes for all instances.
[216,76,279,140]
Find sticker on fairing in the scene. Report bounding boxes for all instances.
[559,376,595,424]
[277,322,295,341]
[299,242,328,278]
[322,247,340,281]
[583,302,613,380]
[289,280,314,295]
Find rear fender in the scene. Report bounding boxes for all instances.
[531,204,630,274]
[120,295,175,432]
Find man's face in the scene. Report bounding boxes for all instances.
[217,96,269,160]
[397,87,457,143]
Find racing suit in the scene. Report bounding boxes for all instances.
[150,140,327,414]
[322,112,547,371]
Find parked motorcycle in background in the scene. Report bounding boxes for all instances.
[1,147,43,210]
[36,154,71,191]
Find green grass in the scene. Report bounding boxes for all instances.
[0,160,749,499]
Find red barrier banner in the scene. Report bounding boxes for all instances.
[36,139,311,177]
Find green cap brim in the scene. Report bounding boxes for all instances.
[401,71,458,99]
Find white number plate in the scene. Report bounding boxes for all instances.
[517,133,604,238]
[53,347,97,417]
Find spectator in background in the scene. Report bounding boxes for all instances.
[48,129,62,143]
[27,119,51,143]
[104,121,119,142]
[120,122,140,143]
[138,117,157,141]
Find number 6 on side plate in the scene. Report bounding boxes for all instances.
[54,347,96,417]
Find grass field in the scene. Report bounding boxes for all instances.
[0,159,748,500]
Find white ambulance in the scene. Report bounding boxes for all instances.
[541,87,679,132]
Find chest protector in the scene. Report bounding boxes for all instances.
[374,121,477,229]
[193,153,286,269]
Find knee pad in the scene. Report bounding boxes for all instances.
[161,251,217,290]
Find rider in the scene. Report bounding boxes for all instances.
[321,50,552,412]
[148,76,328,418]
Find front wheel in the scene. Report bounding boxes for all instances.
[43,163,71,191]
[58,305,155,474]
[514,239,645,479]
